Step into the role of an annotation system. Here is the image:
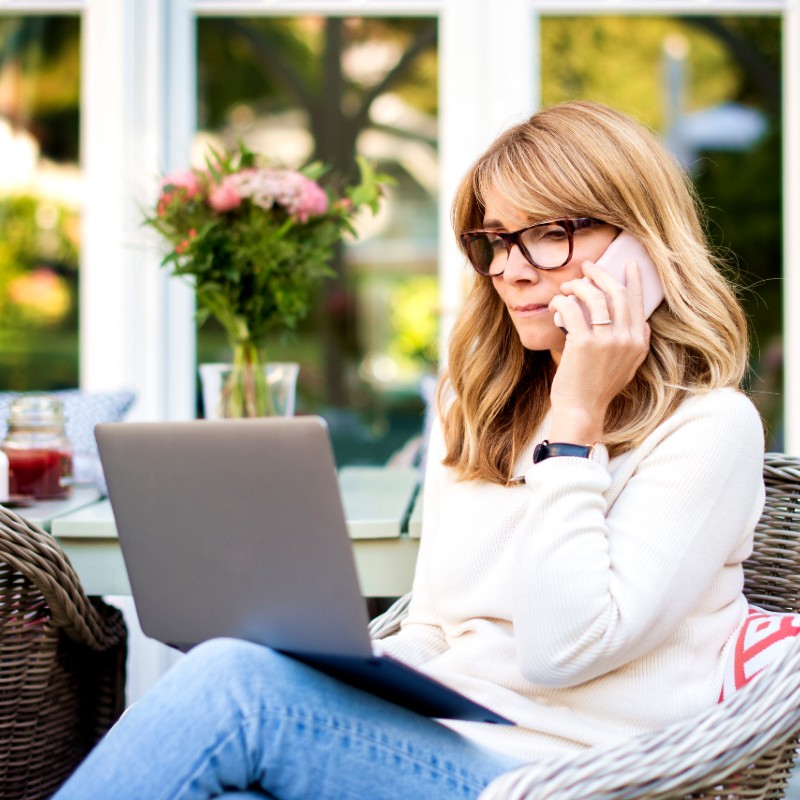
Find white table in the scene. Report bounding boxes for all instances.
[44,466,421,599]
[20,484,104,529]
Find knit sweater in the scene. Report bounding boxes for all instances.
[380,387,765,763]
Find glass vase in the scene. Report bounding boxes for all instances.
[199,355,300,419]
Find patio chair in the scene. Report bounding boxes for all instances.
[369,452,800,800]
[0,505,127,800]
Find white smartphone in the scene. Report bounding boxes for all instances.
[577,231,664,325]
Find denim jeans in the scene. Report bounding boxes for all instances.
[54,638,522,800]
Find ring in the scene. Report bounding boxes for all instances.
[590,319,613,326]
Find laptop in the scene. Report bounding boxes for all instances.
[95,416,512,725]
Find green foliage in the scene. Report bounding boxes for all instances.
[0,16,82,391]
[0,195,80,390]
[0,195,78,325]
[693,129,783,426]
[0,329,78,391]
[197,17,439,129]
[0,196,41,284]
[541,16,738,129]
[0,17,81,161]
[197,18,318,128]
[388,276,439,368]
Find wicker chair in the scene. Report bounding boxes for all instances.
[370,452,800,800]
[0,505,127,800]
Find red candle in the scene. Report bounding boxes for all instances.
[6,448,73,499]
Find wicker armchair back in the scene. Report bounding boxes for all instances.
[370,452,800,799]
[744,454,800,613]
[0,506,127,800]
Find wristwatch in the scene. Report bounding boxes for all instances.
[533,440,609,468]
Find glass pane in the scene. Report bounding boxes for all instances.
[0,15,81,391]
[541,14,782,448]
[195,16,438,464]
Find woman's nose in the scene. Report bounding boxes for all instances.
[501,243,539,282]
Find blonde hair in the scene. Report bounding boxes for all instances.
[442,100,749,485]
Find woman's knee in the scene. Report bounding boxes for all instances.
[164,638,331,720]
[175,638,314,699]
[155,638,293,719]
[181,637,280,678]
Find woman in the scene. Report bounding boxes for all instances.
[55,101,765,799]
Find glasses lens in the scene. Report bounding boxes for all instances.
[466,233,506,276]
[519,223,571,269]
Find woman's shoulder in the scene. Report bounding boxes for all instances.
[676,387,761,421]
[658,387,764,447]
[623,388,765,479]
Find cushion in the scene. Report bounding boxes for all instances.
[719,606,800,702]
[0,389,135,495]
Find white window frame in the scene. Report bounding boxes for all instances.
[4,0,799,452]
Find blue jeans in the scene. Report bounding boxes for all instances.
[54,638,522,800]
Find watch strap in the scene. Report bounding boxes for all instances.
[533,440,593,463]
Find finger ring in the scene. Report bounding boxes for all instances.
[590,319,613,325]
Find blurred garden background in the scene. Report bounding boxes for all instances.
[0,11,785,461]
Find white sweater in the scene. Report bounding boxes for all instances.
[380,388,765,763]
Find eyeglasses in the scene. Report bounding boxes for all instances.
[459,217,604,277]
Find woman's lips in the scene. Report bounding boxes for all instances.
[512,303,551,318]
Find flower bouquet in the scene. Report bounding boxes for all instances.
[144,143,387,417]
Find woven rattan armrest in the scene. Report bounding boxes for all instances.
[0,506,123,649]
[0,504,127,800]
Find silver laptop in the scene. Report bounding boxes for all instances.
[95,416,511,725]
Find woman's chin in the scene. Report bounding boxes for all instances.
[514,321,566,353]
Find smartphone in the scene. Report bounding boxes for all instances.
[576,231,664,325]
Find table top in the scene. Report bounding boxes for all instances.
[15,485,103,531]
[338,466,419,539]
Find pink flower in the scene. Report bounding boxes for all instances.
[226,168,328,222]
[208,177,243,212]
[294,176,329,222]
[162,169,201,199]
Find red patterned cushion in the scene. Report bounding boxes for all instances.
[720,606,800,702]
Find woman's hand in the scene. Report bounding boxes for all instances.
[547,260,651,444]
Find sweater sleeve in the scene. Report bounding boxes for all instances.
[513,389,765,688]
[374,413,449,666]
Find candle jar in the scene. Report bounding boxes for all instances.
[2,395,74,500]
